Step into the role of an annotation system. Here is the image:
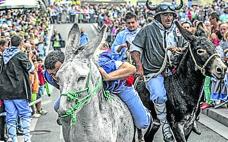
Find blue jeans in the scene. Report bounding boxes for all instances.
[118,85,151,129]
[4,99,31,142]
[145,74,167,104]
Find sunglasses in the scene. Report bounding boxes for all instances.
[159,4,176,11]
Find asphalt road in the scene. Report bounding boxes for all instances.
[31,23,228,142]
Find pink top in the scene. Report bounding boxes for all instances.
[38,64,46,86]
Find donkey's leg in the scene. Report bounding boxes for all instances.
[144,119,160,142]
[176,121,187,142]
[192,107,201,135]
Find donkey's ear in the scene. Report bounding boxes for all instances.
[195,21,208,37]
[65,23,80,61]
[175,21,195,42]
[83,25,108,58]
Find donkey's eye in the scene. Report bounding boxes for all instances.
[78,77,86,82]
[196,49,206,55]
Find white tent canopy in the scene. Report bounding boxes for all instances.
[0,0,39,9]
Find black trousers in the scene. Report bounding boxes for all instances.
[70,15,75,23]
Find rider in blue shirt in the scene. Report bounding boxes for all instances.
[97,43,152,131]
[44,47,152,134]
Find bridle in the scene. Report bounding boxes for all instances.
[58,61,103,124]
[58,60,112,125]
[188,45,219,75]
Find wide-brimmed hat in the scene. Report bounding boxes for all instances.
[146,0,183,18]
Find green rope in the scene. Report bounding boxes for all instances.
[61,92,92,125]
[103,90,113,101]
[59,63,114,125]
[62,89,88,102]
[60,78,107,125]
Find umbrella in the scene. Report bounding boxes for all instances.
[0,0,39,9]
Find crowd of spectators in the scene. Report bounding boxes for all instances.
[47,0,228,109]
[0,8,50,141]
[48,1,228,45]
[98,0,228,110]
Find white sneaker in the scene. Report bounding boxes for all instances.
[32,113,41,118]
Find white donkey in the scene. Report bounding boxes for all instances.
[56,24,138,142]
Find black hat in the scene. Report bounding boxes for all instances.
[146,0,183,18]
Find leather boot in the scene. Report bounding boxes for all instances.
[154,103,175,142]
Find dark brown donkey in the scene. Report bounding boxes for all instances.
[136,21,227,142]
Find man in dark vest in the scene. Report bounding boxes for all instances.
[130,0,189,141]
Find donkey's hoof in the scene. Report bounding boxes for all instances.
[57,118,62,126]
[192,121,201,135]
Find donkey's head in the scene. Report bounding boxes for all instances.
[56,25,107,123]
[176,21,227,79]
[56,58,102,119]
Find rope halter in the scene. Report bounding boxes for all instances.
[58,61,112,125]
[188,45,220,75]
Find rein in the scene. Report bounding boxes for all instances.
[184,45,219,129]
[59,61,112,124]
[188,45,219,75]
